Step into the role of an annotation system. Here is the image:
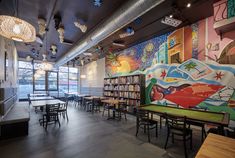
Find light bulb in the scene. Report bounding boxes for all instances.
[11,37,23,42]
[13,24,21,34]
[187,3,191,8]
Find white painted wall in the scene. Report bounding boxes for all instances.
[80,58,105,95]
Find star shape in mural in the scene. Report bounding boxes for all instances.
[160,70,167,79]
[214,71,224,80]
[148,74,153,79]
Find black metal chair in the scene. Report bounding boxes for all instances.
[84,98,93,111]
[74,95,83,108]
[164,114,192,158]
[58,101,69,121]
[116,102,127,120]
[136,109,158,142]
[102,102,111,117]
[67,95,75,104]
[42,103,60,130]
[159,104,179,129]
[225,126,235,138]
[92,98,102,113]
[188,106,208,143]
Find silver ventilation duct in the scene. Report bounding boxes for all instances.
[55,0,165,67]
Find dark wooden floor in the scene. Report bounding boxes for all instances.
[0,103,203,158]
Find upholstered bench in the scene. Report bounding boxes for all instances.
[0,102,30,139]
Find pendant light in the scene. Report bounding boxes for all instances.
[0,0,36,42]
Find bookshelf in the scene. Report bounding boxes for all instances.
[103,74,145,113]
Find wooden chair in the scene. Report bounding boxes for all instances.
[136,109,158,142]
[42,103,60,130]
[164,114,192,158]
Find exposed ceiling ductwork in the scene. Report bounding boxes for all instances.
[55,0,165,67]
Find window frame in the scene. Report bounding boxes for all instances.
[33,71,59,91]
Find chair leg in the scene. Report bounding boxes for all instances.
[108,108,110,118]
[66,111,69,121]
[183,136,188,158]
[42,116,45,127]
[164,128,170,149]
[102,108,105,116]
[118,111,121,120]
[160,116,162,129]
[124,110,127,120]
[136,121,139,137]
[201,126,204,143]
[190,132,193,150]
[147,125,150,143]
[155,123,158,137]
[45,119,48,130]
[202,125,207,143]
[57,116,61,127]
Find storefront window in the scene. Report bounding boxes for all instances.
[18,61,33,99]
[18,60,78,99]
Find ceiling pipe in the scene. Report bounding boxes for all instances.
[55,0,165,67]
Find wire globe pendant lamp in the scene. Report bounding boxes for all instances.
[0,15,36,42]
[0,1,36,42]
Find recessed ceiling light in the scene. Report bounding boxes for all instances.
[169,15,173,18]
[83,52,93,56]
[112,42,125,47]
[187,3,191,8]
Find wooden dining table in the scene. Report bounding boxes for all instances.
[195,133,235,158]
[64,92,79,95]
[29,93,48,97]
[31,99,65,108]
[140,104,230,134]
[101,99,126,105]
[29,96,55,101]
[84,96,107,100]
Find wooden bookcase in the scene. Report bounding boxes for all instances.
[103,74,145,113]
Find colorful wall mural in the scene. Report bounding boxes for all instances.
[105,16,235,121]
